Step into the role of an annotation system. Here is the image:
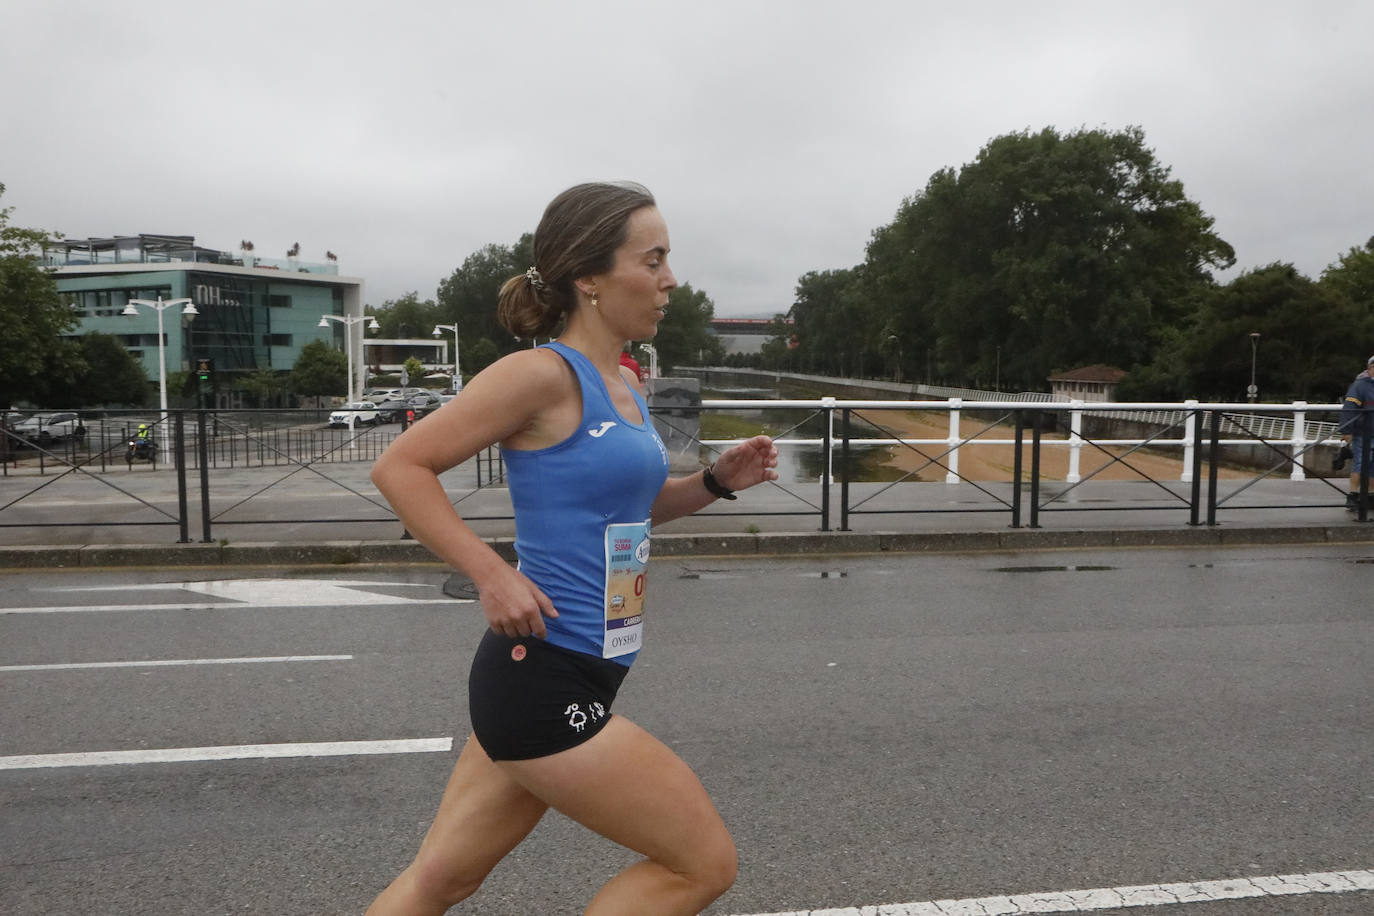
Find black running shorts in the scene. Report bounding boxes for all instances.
[468,630,629,761]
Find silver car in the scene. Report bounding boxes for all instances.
[13,412,86,443]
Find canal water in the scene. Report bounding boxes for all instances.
[701,385,909,483]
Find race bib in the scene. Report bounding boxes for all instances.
[603,520,650,658]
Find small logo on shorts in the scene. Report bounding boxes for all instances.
[511,644,527,661]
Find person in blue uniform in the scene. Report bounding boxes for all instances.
[366,181,778,916]
[1339,355,1374,510]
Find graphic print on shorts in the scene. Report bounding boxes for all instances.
[602,520,650,659]
[565,701,609,733]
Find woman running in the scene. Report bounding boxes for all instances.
[366,180,778,915]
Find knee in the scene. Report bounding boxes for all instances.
[405,852,487,907]
[691,834,739,902]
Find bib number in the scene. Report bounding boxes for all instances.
[603,520,650,658]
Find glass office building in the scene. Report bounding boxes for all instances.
[48,235,366,400]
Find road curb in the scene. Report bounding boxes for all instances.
[2,523,1372,569]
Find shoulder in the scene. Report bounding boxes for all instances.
[617,363,644,395]
[438,348,577,428]
[479,347,576,394]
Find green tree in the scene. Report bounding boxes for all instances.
[44,332,150,407]
[237,367,288,407]
[0,183,81,406]
[437,235,534,356]
[652,282,719,372]
[789,268,879,378]
[290,339,348,399]
[401,356,426,386]
[758,314,798,371]
[861,126,1234,390]
[465,337,501,374]
[1320,237,1374,315]
[1122,263,1373,401]
[370,291,439,340]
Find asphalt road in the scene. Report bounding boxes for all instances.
[1,545,1370,915]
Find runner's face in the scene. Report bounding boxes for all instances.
[594,207,676,339]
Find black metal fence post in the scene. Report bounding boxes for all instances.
[1011,410,1024,528]
[820,404,831,532]
[174,410,189,543]
[1188,409,1203,526]
[1207,410,1221,526]
[1028,410,1043,529]
[198,410,212,542]
[839,409,851,532]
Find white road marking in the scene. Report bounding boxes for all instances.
[728,869,1374,915]
[0,737,454,770]
[7,577,469,614]
[0,654,352,672]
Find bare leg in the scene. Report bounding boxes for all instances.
[366,735,549,915]
[500,716,738,916]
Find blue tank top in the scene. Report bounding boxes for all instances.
[501,342,670,666]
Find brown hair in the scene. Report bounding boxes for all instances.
[497,181,656,339]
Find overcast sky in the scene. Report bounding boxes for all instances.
[3,0,1370,317]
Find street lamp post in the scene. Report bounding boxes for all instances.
[640,342,659,380]
[123,295,199,424]
[318,314,381,404]
[432,324,462,390]
[1247,331,1261,403]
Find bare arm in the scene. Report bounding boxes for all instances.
[370,349,570,638]
[650,434,779,526]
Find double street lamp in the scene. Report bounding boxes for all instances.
[122,295,199,424]
[318,314,380,403]
[432,324,462,390]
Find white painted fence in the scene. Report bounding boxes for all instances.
[697,398,1349,484]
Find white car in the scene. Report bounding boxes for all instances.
[328,401,379,428]
[13,412,86,443]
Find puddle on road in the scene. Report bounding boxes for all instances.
[677,568,892,580]
[991,565,1118,573]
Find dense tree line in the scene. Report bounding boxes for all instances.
[774,126,1374,402]
[9,126,1372,408]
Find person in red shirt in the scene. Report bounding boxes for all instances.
[619,346,644,393]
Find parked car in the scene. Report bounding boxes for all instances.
[373,398,411,424]
[13,412,86,443]
[328,401,380,428]
[407,392,443,417]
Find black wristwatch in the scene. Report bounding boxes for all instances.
[702,464,737,500]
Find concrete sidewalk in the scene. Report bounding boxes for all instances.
[1,457,1371,567]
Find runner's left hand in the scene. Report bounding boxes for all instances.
[711,435,779,491]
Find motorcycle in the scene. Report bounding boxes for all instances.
[126,437,158,465]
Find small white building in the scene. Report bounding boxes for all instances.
[1047,365,1126,402]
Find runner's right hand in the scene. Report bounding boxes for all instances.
[475,564,559,639]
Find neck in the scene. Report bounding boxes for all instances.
[558,314,626,375]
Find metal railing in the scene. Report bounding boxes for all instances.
[685,398,1366,529]
[0,400,1367,541]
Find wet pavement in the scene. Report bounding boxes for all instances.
[1,548,1370,914]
